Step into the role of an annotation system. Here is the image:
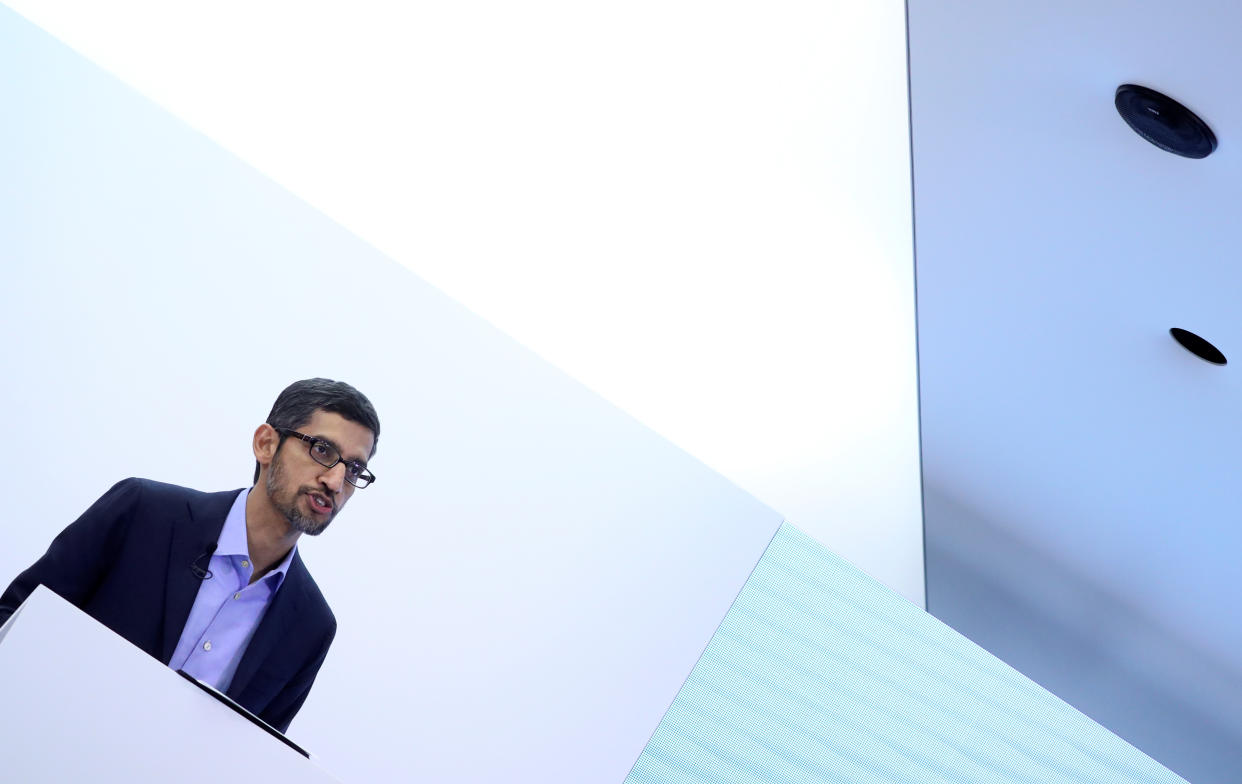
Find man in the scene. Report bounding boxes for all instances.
[0,378,379,733]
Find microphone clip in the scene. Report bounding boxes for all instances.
[190,543,217,580]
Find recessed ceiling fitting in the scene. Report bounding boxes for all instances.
[1169,328,1226,365]
[1115,85,1217,159]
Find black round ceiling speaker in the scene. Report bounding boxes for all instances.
[1115,85,1217,158]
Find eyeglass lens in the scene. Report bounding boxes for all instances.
[306,439,372,488]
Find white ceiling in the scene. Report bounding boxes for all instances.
[909,0,1242,780]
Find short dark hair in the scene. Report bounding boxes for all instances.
[253,378,381,482]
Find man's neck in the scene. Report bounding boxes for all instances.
[244,487,301,585]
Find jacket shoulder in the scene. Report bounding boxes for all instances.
[115,477,223,503]
[112,478,242,518]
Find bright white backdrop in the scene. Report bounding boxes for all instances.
[1,0,924,604]
[0,11,783,782]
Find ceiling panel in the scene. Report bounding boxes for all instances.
[910,1,1242,781]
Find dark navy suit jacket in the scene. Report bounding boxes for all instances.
[0,478,336,733]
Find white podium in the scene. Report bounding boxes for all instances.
[0,586,340,783]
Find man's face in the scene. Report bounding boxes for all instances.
[264,409,376,536]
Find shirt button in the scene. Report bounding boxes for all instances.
[203,641,212,652]
[234,592,242,600]
[241,560,250,569]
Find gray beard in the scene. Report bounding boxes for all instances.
[266,460,334,536]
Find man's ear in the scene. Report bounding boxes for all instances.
[253,423,280,470]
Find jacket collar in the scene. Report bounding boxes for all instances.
[159,487,241,663]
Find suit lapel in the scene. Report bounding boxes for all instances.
[160,489,238,663]
[227,552,305,698]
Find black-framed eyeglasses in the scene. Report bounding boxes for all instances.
[277,428,377,489]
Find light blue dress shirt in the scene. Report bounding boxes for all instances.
[167,488,296,691]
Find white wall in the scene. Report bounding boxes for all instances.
[2,0,925,605]
[0,11,782,782]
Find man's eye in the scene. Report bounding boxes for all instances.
[313,442,332,457]
[345,462,364,478]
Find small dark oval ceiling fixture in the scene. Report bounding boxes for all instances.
[1170,328,1227,365]
[1115,84,1217,158]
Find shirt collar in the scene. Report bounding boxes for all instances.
[217,487,297,589]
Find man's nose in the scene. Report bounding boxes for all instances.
[321,462,347,494]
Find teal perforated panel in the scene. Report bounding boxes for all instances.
[626,524,1184,784]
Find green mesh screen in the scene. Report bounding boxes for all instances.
[626,524,1183,784]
